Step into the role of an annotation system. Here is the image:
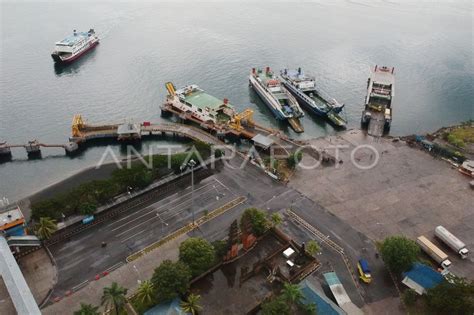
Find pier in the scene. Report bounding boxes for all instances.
[1,113,297,161]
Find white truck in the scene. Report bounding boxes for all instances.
[434,226,469,259]
[416,236,451,269]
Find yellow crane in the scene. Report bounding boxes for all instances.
[71,114,85,137]
[229,109,255,131]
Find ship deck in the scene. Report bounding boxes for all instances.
[56,32,89,46]
[184,90,230,111]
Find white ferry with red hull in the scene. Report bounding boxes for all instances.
[51,29,99,64]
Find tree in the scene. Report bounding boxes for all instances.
[379,236,420,274]
[281,283,304,307]
[306,240,320,256]
[151,260,191,301]
[287,151,303,169]
[270,213,282,227]
[78,202,97,216]
[73,303,100,315]
[240,208,269,236]
[179,237,216,277]
[211,239,228,262]
[35,217,57,240]
[261,296,290,315]
[402,289,417,306]
[426,276,474,315]
[180,293,202,315]
[101,282,128,315]
[136,280,154,305]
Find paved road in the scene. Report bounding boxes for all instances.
[49,175,237,298]
[48,154,397,306]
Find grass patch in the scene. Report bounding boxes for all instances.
[31,141,213,221]
[443,124,474,148]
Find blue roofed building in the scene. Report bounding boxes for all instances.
[143,298,188,315]
[299,280,346,315]
[402,263,444,295]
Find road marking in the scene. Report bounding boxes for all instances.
[107,181,222,228]
[111,184,223,232]
[120,228,150,243]
[119,194,235,243]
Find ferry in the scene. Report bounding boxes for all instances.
[163,82,236,124]
[249,67,304,133]
[361,65,394,137]
[280,68,347,128]
[51,29,99,64]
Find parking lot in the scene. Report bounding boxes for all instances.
[290,130,474,279]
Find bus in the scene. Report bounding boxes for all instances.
[357,259,372,283]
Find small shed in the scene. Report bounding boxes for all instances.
[251,134,274,150]
[117,123,141,140]
[402,263,444,295]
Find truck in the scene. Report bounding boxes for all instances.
[416,236,452,269]
[434,225,469,259]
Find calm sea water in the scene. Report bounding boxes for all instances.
[1,1,473,201]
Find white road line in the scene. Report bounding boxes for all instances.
[120,229,150,243]
[119,194,235,243]
[116,215,159,237]
[111,185,222,232]
[107,181,222,228]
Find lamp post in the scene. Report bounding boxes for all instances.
[189,159,196,225]
[182,159,197,225]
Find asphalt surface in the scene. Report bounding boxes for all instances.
[49,173,237,297]
[48,154,397,306]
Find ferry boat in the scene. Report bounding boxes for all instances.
[361,65,394,137]
[163,82,236,124]
[249,67,304,133]
[280,68,347,128]
[51,29,99,64]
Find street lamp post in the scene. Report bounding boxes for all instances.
[189,159,196,225]
[181,159,197,225]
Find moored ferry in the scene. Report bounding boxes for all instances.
[361,65,395,137]
[249,67,304,133]
[51,29,99,64]
[280,68,347,128]
[163,82,236,124]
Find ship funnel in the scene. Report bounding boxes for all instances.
[298,67,301,74]
[252,68,256,74]
[266,66,270,73]
[73,29,77,36]
[223,98,229,104]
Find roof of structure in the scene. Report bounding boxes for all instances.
[403,263,444,290]
[56,32,89,46]
[299,280,345,315]
[252,134,274,149]
[143,298,186,315]
[184,90,227,111]
[117,123,141,135]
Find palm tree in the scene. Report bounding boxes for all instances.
[302,302,317,315]
[180,293,202,315]
[136,280,154,305]
[73,303,100,315]
[101,282,128,315]
[35,217,57,240]
[270,213,283,227]
[306,240,321,256]
[281,283,304,308]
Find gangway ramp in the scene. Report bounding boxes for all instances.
[323,272,364,315]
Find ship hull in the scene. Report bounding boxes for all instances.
[249,78,287,120]
[283,81,346,128]
[51,40,99,64]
